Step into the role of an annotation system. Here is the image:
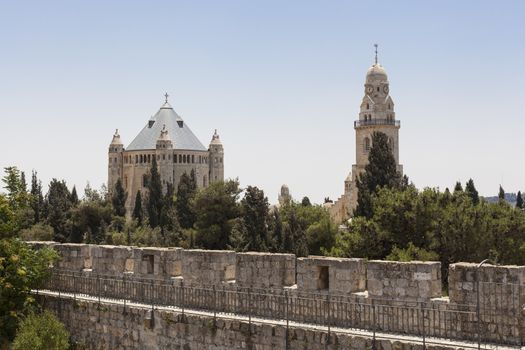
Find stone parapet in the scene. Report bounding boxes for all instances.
[367,260,441,301]
[236,252,295,288]
[297,256,366,294]
[181,249,236,286]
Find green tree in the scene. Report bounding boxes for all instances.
[0,239,58,344]
[268,209,283,252]
[133,190,144,226]
[281,207,308,256]
[111,178,127,218]
[70,186,79,206]
[176,171,197,229]
[354,132,402,218]
[146,157,162,228]
[499,185,505,201]
[44,179,71,242]
[12,311,69,350]
[69,190,112,243]
[2,167,28,210]
[454,181,463,193]
[301,196,311,206]
[194,180,241,249]
[160,183,183,246]
[30,171,44,224]
[464,178,479,205]
[235,186,270,251]
[0,195,16,238]
[517,191,523,209]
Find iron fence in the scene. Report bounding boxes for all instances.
[40,270,523,348]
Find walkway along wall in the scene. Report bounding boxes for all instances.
[30,242,525,346]
[42,293,474,350]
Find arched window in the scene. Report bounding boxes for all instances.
[377,87,380,92]
[364,137,371,152]
[147,154,151,163]
[136,155,138,163]
[140,155,143,163]
[366,103,369,109]
[203,175,207,187]
[388,104,391,110]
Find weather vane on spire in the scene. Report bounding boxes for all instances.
[374,43,378,65]
[164,92,169,103]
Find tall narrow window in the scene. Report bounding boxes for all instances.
[365,137,371,152]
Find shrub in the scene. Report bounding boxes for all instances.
[19,224,54,241]
[12,311,69,350]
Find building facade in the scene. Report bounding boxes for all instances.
[108,96,224,214]
[329,51,402,223]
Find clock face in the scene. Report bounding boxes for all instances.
[383,85,389,94]
[366,86,374,94]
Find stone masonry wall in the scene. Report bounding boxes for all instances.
[236,252,295,289]
[296,256,366,294]
[42,294,464,350]
[367,261,441,301]
[30,242,525,345]
[181,249,236,286]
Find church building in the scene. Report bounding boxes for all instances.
[329,47,403,223]
[108,95,224,214]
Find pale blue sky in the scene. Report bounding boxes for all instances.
[1,1,524,203]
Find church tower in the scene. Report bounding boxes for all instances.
[108,129,124,194]
[208,130,224,184]
[329,45,402,223]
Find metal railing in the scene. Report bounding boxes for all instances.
[39,270,523,348]
[354,119,400,127]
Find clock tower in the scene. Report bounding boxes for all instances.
[329,45,403,223]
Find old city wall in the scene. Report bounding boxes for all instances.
[42,294,464,350]
[31,242,525,345]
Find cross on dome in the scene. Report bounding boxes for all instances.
[374,43,378,65]
[164,92,169,103]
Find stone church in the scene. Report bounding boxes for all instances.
[329,48,403,223]
[108,95,224,213]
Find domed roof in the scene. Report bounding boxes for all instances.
[209,129,222,146]
[110,129,123,145]
[366,63,388,79]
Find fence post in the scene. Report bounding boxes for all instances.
[421,303,426,349]
[285,290,289,350]
[123,274,127,315]
[326,292,331,338]
[213,285,217,323]
[372,299,376,350]
[477,275,481,350]
[181,279,185,317]
[73,272,76,302]
[248,288,252,327]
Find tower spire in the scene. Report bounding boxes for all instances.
[374,44,378,65]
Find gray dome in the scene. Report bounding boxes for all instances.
[366,64,388,79]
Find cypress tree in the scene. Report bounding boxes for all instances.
[499,185,505,201]
[465,178,479,205]
[70,186,79,206]
[30,171,44,224]
[516,191,523,209]
[240,186,270,251]
[176,171,197,229]
[454,181,463,193]
[354,131,401,218]
[111,178,127,217]
[146,157,163,227]
[301,196,311,206]
[133,190,143,225]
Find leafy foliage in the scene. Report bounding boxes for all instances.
[354,132,403,218]
[12,311,69,350]
[0,239,59,342]
[176,170,197,229]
